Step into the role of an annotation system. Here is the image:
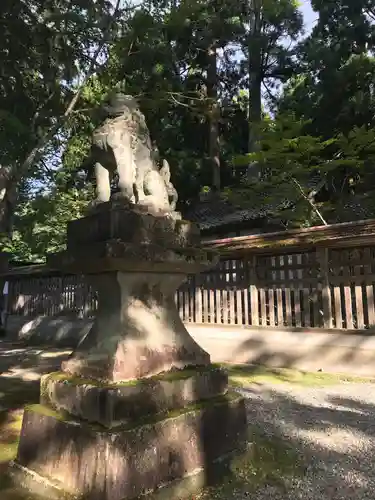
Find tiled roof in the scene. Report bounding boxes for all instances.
[331,197,375,222]
[185,172,325,231]
[183,171,375,231]
[183,198,277,230]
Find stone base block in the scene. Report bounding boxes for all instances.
[16,393,247,500]
[66,201,199,250]
[41,365,228,428]
[9,459,225,500]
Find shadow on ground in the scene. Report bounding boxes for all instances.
[0,342,72,410]
[231,329,375,377]
[0,342,72,468]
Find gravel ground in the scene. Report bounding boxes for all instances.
[237,381,375,499]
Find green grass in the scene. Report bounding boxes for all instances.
[225,364,375,388]
[0,411,23,464]
[0,375,40,468]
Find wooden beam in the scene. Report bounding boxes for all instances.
[204,218,375,256]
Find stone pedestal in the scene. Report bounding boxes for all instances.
[14,202,247,499]
[60,270,210,381]
[47,201,215,382]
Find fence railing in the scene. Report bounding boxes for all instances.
[8,274,97,319]
[5,242,375,331]
[176,246,375,329]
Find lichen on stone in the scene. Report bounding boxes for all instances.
[28,390,242,433]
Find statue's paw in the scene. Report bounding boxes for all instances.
[86,198,103,214]
[90,199,102,207]
[111,191,133,203]
[170,210,182,220]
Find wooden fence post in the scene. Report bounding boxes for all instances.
[249,254,259,326]
[317,247,333,329]
[364,247,375,327]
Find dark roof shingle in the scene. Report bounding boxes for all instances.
[184,198,274,230]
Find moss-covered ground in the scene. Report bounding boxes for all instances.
[225,363,375,388]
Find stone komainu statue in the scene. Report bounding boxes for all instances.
[89,92,178,212]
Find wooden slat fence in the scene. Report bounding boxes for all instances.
[5,244,375,331]
[174,245,375,330]
[8,275,97,319]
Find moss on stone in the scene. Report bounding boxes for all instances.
[26,404,74,424]
[154,363,223,382]
[42,364,224,391]
[27,391,241,433]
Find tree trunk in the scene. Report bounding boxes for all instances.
[248,0,262,155]
[207,46,221,192]
[0,165,17,236]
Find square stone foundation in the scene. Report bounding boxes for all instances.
[40,365,228,428]
[15,392,247,500]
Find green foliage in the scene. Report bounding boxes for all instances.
[0,0,115,162]
[228,114,375,227]
[2,0,375,259]
[229,0,375,226]
[1,185,93,262]
[280,2,375,138]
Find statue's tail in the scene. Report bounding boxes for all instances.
[79,152,95,181]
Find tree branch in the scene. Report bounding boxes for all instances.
[263,80,278,104]
[291,176,328,225]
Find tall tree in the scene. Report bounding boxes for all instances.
[281,0,375,136]
[278,0,375,219]
[241,0,303,155]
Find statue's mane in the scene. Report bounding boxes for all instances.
[102,93,139,119]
